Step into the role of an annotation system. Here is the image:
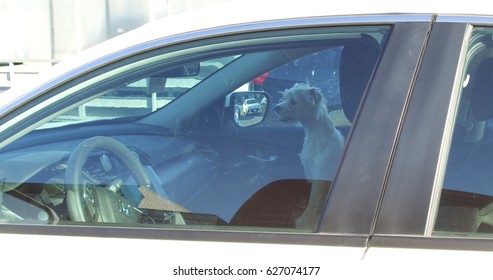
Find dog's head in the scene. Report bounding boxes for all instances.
[274,83,325,123]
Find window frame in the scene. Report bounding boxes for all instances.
[0,18,429,247]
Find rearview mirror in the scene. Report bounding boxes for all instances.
[228,91,269,127]
[153,62,200,78]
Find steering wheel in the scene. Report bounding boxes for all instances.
[65,136,152,222]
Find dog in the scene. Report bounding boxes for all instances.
[274,83,344,229]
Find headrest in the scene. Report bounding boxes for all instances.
[340,34,381,122]
[471,58,493,121]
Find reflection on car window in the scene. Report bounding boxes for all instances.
[436,28,493,236]
[40,56,239,129]
[0,26,388,233]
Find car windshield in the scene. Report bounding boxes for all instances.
[39,55,240,129]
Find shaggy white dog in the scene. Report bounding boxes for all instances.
[274,83,344,228]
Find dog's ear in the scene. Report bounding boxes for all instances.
[308,88,322,105]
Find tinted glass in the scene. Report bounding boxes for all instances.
[0,26,389,232]
[436,27,493,236]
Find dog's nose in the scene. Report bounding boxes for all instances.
[274,105,281,112]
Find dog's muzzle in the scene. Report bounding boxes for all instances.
[274,104,293,122]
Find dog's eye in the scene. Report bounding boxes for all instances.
[290,98,297,105]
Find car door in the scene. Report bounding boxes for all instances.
[0,16,431,279]
[365,17,493,276]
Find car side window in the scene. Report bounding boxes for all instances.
[435,28,493,236]
[0,27,388,232]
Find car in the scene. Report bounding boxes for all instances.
[242,98,261,115]
[4,0,493,278]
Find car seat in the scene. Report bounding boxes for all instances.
[229,179,312,228]
[436,57,493,233]
[340,33,381,123]
[454,57,493,197]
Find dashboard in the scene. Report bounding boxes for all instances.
[0,124,305,226]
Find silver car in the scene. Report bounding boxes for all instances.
[3,0,493,278]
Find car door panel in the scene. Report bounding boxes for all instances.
[0,232,369,279]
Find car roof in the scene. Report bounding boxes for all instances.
[3,0,493,109]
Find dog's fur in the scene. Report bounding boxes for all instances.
[274,83,344,228]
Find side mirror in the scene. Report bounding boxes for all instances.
[228,91,269,127]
